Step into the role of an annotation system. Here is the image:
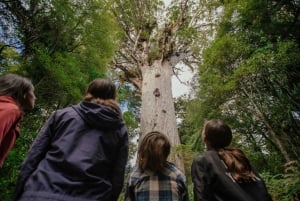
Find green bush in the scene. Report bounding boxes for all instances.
[262,161,300,201]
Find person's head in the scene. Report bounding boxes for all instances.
[0,73,36,111]
[202,119,232,150]
[138,131,171,172]
[203,119,257,182]
[84,78,121,114]
[84,78,116,100]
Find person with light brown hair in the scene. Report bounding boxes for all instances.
[125,131,189,201]
[191,119,272,201]
[0,73,36,167]
[15,78,128,201]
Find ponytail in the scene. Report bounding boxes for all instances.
[218,148,258,182]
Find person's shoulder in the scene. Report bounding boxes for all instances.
[166,161,180,169]
[192,150,223,172]
[165,162,186,178]
[44,106,76,124]
[0,96,19,109]
[128,166,148,185]
[54,105,77,116]
[193,150,218,162]
[2,103,19,112]
[129,166,143,177]
[0,97,20,116]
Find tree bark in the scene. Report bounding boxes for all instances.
[140,59,185,172]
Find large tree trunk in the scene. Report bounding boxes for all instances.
[111,0,210,173]
[140,59,185,172]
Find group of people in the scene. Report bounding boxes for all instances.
[0,73,272,201]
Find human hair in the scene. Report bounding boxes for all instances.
[0,73,34,110]
[203,119,257,182]
[84,78,121,115]
[137,131,171,172]
[203,119,232,149]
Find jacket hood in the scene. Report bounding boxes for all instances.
[72,101,124,130]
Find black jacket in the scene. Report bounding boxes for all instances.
[15,101,128,201]
[191,150,272,201]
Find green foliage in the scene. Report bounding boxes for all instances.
[122,111,138,130]
[122,110,138,162]
[175,144,197,179]
[187,0,300,162]
[263,161,300,201]
[172,144,198,201]
[0,44,21,74]
[116,83,140,162]
[1,0,121,106]
[22,47,86,106]
[175,96,200,145]
[117,83,141,116]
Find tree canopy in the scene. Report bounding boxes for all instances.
[0,0,120,106]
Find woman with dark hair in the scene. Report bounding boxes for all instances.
[125,131,189,201]
[0,73,36,167]
[191,119,272,201]
[15,78,128,201]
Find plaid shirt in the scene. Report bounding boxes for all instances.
[125,162,189,201]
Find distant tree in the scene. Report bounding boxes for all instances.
[187,0,300,172]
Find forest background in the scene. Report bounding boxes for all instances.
[0,0,299,201]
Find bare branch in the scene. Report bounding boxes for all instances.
[170,51,192,66]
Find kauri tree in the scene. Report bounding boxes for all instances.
[110,0,222,171]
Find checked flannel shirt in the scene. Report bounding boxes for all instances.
[125,161,189,201]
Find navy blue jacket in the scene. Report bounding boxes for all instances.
[191,150,272,201]
[15,101,128,201]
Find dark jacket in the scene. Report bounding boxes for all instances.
[191,150,272,201]
[15,101,128,201]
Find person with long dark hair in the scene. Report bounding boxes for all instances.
[191,119,272,201]
[0,73,36,167]
[14,78,128,201]
[125,131,189,201]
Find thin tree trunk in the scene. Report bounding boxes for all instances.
[242,87,292,162]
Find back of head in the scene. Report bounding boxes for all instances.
[84,78,121,114]
[203,119,232,149]
[85,78,116,100]
[138,131,171,172]
[0,73,33,110]
[202,119,256,182]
